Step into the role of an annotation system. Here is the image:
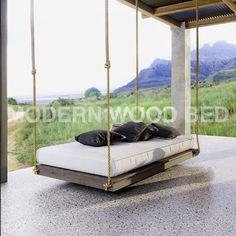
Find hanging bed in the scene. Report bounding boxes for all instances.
[36,135,194,192]
[30,0,201,192]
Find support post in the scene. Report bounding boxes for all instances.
[171,23,191,135]
[1,0,8,183]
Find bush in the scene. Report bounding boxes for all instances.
[84,87,101,99]
[50,98,74,108]
[110,93,118,99]
[8,97,17,105]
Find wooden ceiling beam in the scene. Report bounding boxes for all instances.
[186,15,236,28]
[119,0,236,28]
[118,0,181,28]
[154,0,236,16]
[222,0,236,13]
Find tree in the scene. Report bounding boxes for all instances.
[50,98,74,108]
[84,87,101,99]
[8,97,17,105]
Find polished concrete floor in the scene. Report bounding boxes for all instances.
[1,135,236,236]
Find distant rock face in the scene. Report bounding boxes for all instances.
[192,41,236,60]
[114,59,171,93]
[114,41,236,93]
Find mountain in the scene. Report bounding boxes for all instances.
[206,58,236,83]
[114,41,236,93]
[115,59,171,93]
[191,57,236,81]
[191,41,236,60]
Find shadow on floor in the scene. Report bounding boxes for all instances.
[118,166,214,195]
[34,165,214,210]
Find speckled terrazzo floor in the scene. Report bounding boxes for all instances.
[1,135,236,236]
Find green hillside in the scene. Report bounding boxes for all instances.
[207,69,236,83]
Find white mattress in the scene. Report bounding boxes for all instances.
[37,135,193,177]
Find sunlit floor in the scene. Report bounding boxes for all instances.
[1,135,236,236]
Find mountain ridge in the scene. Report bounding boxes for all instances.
[114,41,236,93]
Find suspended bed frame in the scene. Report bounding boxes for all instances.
[28,0,227,192]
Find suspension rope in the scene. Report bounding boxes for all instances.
[195,0,201,154]
[30,0,38,173]
[135,0,139,120]
[103,0,112,191]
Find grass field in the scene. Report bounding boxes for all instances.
[9,79,236,167]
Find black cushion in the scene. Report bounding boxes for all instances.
[139,125,159,141]
[151,123,180,139]
[114,122,147,142]
[75,130,126,147]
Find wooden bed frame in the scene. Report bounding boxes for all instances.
[36,150,193,192]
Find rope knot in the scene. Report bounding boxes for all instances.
[103,182,112,191]
[32,166,39,174]
[105,61,111,69]
[32,69,37,75]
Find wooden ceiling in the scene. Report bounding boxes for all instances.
[119,0,236,28]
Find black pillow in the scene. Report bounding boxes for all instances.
[114,122,147,142]
[139,125,159,141]
[151,123,180,139]
[75,130,126,147]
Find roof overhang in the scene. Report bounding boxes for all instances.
[118,0,236,28]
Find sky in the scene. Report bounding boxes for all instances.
[8,0,236,97]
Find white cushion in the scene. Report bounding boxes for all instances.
[37,135,193,177]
